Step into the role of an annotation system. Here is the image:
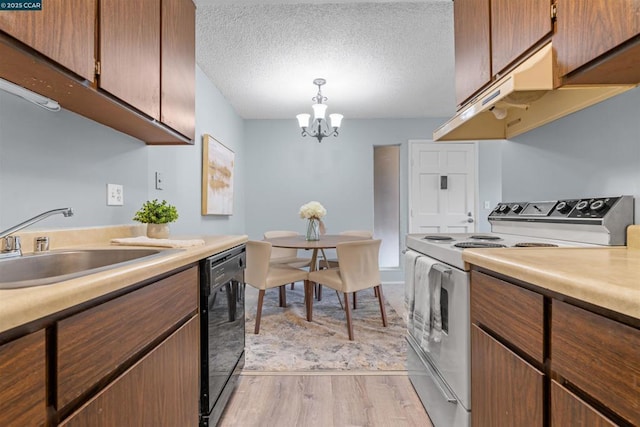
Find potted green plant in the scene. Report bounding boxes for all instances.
[133,199,179,239]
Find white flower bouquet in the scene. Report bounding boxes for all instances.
[299,201,327,220]
[299,201,327,240]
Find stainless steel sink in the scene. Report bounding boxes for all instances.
[0,248,181,289]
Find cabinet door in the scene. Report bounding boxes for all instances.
[454,0,491,106]
[161,0,196,140]
[60,316,199,427]
[57,267,198,410]
[490,0,552,76]
[555,0,640,77]
[0,0,96,81]
[551,380,616,427]
[100,0,160,120]
[552,300,640,426]
[471,324,544,427]
[0,330,46,427]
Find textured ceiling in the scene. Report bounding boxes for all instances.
[194,1,455,120]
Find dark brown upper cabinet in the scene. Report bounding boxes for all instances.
[161,0,196,140]
[0,0,96,82]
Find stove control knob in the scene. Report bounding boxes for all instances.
[498,204,510,213]
[511,204,523,213]
[555,201,571,214]
[590,200,606,211]
[575,200,590,211]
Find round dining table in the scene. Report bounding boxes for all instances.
[263,234,369,320]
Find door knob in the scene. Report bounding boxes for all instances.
[467,218,474,223]
[467,212,474,223]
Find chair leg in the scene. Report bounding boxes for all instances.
[291,282,295,290]
[278,285,287,307]
[374,287,379,297]
[352,291,357,309]
[316,283,323,300]
[305,280,313,321]
[344,292,354,340]
[255,289,265,334]
[375,285,388,327]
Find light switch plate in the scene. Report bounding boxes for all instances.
[107,184,124,206]
[484,201,491,209]
[155,172,164,190]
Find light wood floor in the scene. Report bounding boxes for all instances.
[219,374,433,427]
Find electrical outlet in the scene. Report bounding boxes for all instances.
[484,200,491,209]
[107,184,124,206]
[155,172,164,190]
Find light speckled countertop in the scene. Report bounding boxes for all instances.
[0,225,247,334]
[462,225,640,320]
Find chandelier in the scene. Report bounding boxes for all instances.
[296,78,343,143]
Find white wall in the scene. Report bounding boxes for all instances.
[0,66,245,236]
[500,87,640,224]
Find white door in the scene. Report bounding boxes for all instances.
[409,140,476,233]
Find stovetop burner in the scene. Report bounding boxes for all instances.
[454,242,507,249]
[422,235,455,241]
[470,235,502,241]
[514,242,559,248]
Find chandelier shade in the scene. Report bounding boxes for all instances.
[296,78,343,143]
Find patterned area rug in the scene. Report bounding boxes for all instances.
[244,285,407,372]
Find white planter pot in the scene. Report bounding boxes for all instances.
[147,223,170,239]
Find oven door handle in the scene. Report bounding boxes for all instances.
[406,334,458,404]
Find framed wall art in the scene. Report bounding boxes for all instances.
[202,134,235,215]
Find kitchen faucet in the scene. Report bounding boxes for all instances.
[0,208,74,259]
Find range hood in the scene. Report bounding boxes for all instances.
[433,42,636,141]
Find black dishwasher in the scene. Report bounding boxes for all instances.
[199,244,246,427]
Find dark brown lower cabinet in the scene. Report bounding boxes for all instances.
[60,315,199,427]
[471,324,544,427]
[551,380,616,427]
[0,330,46,427]
[471,268,640,426]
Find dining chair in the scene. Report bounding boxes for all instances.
[264,230,312,290]
[308,239,387,340]
[245,241,310,334]
[317,230,373,301]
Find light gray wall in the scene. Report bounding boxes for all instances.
[477,140,503,231]
[243,118,502,281]
[148,66,246,236]
[501,87,640,224]
[0,89,147,230]
[0,65,245,236]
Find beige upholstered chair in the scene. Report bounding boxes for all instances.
[321,230,373,269]
[308,239,387,340]
[264,230,312,291]
[317,230,374,300]
[245,241,310,334]
[264,230,312,268]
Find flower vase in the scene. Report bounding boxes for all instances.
[305,218,320,241]
[147,223,170,239]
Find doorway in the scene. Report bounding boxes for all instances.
[373,145,400,268]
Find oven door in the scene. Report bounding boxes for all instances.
[407,256,470,410]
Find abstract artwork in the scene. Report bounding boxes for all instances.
[202,134,235,215]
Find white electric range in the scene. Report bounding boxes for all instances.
[404,195,634,427]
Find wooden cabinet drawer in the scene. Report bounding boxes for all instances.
[471,271,544,362]
[60,315,199,427]
[552,300,640,425]
[57,266,198,410]
[551,380,616,427]
[471,324,544,427]
[0,330,46,427]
